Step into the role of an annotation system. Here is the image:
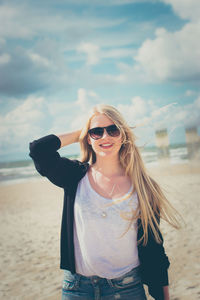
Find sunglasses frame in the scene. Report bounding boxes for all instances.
[88,124,120,140]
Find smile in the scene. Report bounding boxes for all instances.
[100,144,113,149]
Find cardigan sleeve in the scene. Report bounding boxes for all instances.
[29,134,88,188]
[137,219,170,300]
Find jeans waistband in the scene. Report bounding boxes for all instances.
[66,265,141,284]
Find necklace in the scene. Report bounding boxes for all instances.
[101,187,134,218]
[88,167,135,218]
[100,187,134,218]
[91,166,125,198]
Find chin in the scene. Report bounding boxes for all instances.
[97,149,119,157]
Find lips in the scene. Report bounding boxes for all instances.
[100,143,113,149]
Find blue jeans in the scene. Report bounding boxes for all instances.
[62,265,147,300]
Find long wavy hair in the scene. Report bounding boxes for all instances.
[79,104,180,245]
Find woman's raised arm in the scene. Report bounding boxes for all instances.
[29,130,86,188]
[57,130,81,148]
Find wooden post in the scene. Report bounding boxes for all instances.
[155,129,170,159]
[185,127,200,159]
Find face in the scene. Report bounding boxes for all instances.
[87,113,122,158]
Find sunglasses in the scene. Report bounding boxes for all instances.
[88,124,120,140]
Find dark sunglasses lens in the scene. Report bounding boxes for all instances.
[89,127,104,139]
[107,125,120,137]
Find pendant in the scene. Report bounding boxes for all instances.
[101,211,107,218]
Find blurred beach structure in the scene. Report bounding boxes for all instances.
[0,129,200,300]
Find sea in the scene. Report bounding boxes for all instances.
[0,145,189,186]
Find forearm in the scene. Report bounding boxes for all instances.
[29,133,83,188]
[56,130,81,148]
[163,286,170,300]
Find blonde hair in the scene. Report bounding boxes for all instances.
[79,104,180,245]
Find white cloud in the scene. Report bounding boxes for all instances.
[130,96,148,116]
[134,21,200,82]
[0,3,126,40]
[174,102,200,129]
[0,1,155,54]
[1,90,200,156]
[1,2,149,95]
[75,88,89,109]
[0,0,160,97]
[47,101,75,116]
[0,4,32,39]
[100,73,127,84]
[185,90,196,97]
[130,1,200,83]
[0,37,6,46]
[71,88,100,129]
[194,96,200,109]
[0,37,72,96]
[116,99,179,129]
[117,97,152,126]
[162,0,200,22]
[116,96,200,145]
[47,88,100,134]
[0,53,10,65]
[29,52,50,67]
[4,96,44,125]
[0,96,48,153]
[149,96,200,131]
[115,98,182,146]
[77,43,100,65]
[76,45,135,66]
[151,103,177,117]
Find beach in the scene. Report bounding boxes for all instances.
[0,161,200,300]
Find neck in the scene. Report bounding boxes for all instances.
[92,155,124,177]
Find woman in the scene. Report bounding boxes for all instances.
[29,104,180,300]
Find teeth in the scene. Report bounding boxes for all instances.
[101,144,112,146]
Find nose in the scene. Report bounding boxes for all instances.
[101,128,110,139]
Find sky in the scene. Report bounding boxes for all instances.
[0,0,200,161]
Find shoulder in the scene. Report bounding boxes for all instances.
[68,159,90,179]
[71,159,90,170]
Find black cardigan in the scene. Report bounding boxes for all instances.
[29,134,170,300]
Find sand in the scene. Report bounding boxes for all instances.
[0,160,200,300]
